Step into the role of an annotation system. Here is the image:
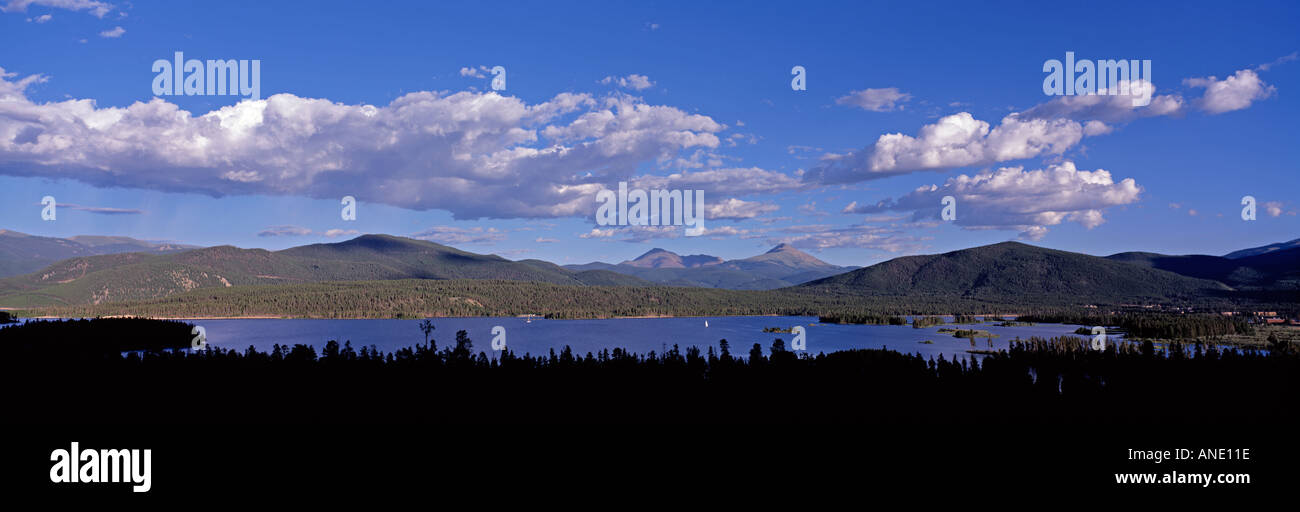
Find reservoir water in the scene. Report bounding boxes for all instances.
[171,316,1118,360]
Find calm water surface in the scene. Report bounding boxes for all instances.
[171,316,1119,360]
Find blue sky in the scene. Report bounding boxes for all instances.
[1,0,1297,266]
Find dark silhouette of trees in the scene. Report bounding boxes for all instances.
[418,319,436,348]
[3,319,1297,425]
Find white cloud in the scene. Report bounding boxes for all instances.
[629,167,804,197]
[2,0,112,18]
[798,201,828,217]
[410,226,505,245]
[805,112,1085,183]
[1263,201,1284,217]
[257,225,358,238]
[805,66,1272,185]
[322,228,359,238]
[599,74,654,90]
[0,68,48,100]
[706,197,778,220]
[835,87,911,112]
[844,161,1141,240]
[578,228,617,239]
[768,224,928,252]
[1082,120,1113,136]
[97,25,124,38]
[1018,80,1183,123]
[258,225,313,237]
[0,70,732,221]
[1256,52,1297,72]
[578,225,681,242]
[1185,69,1276,114]
[459,66,488,79]
[27,13,51,22]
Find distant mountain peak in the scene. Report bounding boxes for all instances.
[739,243,837,270]
[637,247,673,257]
[623,247,723,268]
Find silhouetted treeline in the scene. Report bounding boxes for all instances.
[0,311,15,323]
[1018,312,1253,339]
[0,318,193,357]
[3,324,1296,425]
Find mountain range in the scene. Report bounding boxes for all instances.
[0,230,1295,311]
[563,243,854,289]
[0,230,196,278]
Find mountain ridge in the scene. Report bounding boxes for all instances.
[2,232,1295,311]
[799,241,1233,303]
[569,243,853,289]
[0,230,198,278]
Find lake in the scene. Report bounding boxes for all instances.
[171,316,1119,360]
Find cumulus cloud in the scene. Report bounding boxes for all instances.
[599,74,654,90]
[1263,201,1284,217]
[98,25,123,38]
[1018,80,1183,122]
[2,0,112,18]
[0,69,736,221]
[804,112,1085,184]
[458,66,488,79]
[706,197,779,220]
[835,87,911,112]
[1185,69,1276,114]
[27,13,51,22]
[578,228,617,239]
[805,66,1272,185]
[844,161,1141,240]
